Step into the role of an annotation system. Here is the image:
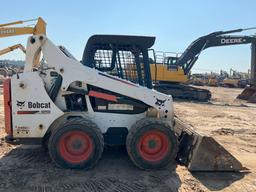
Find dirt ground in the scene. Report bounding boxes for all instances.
[0,86,256,192]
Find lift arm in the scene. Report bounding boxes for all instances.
[0,44,26,56]
[176,28,256,75]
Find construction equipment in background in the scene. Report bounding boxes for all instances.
[207,72,219,86]
[0,44,26,82]
[219,70,229,81]
[151,28,256,102]
[190,73,207,86]
[2,17,244,172]
[151,52,211,102]
[0,17,46,68]
[221,69,249,88]
[190,72,219,87]
[0,44,26,56]
[0,17,46,37]
[151,52,188,83]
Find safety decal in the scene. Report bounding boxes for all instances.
[17,110,51,115]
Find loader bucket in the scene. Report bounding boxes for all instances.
[174,118,245,171]
[237,86,256,103]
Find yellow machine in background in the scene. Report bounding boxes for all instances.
[0,17,46,37]
[222,78,239,87]
[150,52,188,83]
[150,51,211,101]
[0,44,26,56]
[150,64,188,83]
[0,44,26,78]
[149,28,256,101]
[0,17,46,69]
[222,69,249,88]
[207,73,219,86]
[190,73,207,86]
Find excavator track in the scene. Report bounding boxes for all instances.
[154,83,211,102]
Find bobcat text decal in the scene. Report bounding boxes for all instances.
[28,102,51,109]
[16,101,51,115]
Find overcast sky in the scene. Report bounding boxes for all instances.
[1,0,256,73]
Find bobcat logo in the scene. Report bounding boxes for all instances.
[17,101,25,109]
[155,98,166,107]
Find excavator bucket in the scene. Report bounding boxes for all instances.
[174,118,245,171]
[237,86,256,103]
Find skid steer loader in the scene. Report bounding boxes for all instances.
[3,32,244,171]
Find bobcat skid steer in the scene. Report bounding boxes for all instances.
[3,33,243,171]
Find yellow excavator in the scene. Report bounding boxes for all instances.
[0,17,46,77]
[151,28,256,102]
[0,44,26,78]
[0,17,46,37]
[0,44,26,56]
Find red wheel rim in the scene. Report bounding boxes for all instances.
[59,131,93,163]
[138,130,170,162]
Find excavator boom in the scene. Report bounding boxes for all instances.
[0,17,46,37]
[0,44,26,56]
[176,29,256,75]
[0,17,46,70]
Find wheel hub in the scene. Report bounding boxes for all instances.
[138,130,170,162]
[148,140,157,149]
[59,131,93,163]
[71,140,83,150]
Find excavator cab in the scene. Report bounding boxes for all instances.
[165,56,179,70]
[82,35,155,89]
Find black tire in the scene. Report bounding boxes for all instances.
[48,117,104,169]
[42,131,50,151]
[126,118,177,170]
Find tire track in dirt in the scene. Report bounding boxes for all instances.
[0,146,176,192]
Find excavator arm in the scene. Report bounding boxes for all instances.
[0,17,46,69]
[0,17,46,37]
[174,28,256,103]
[0,44,26,56]
[176,28,256,75]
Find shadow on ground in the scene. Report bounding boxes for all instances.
[192,171,247,191]
[0,145,181,192]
